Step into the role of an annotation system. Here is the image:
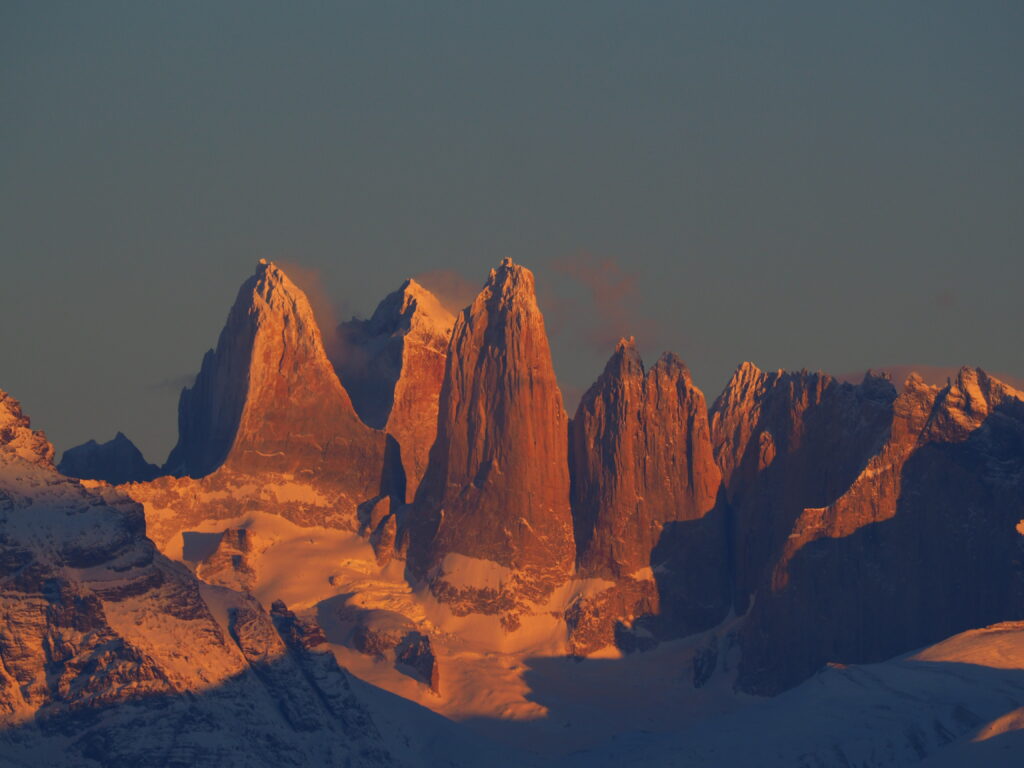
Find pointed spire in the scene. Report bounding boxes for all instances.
[415,259,573,612]
[164,261,385,495]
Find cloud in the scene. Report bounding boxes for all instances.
[413,269,480,315]
[548,253,656,354]
[275,261,343,336]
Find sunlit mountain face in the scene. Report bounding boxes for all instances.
[3,259,1023,767]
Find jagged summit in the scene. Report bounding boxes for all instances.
[163,260,386,495]
[572,343,720,579]
[58,431,160,484]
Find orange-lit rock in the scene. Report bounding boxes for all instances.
[136,261,391,540]
[165,260,387,492]
[333,279,454,501]
[566,339,728,652]
[413,258,574,617]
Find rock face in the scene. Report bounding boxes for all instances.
[333,279,455,501]
[414,258,574,618]
[571,338,722,579]
[709,364,897,613]
[164,259,387,495]
[195,527,257,592]
[566,339,729,652]
[129,262,393,546]
[58,431,161,484]
[737,368,1024,694]
[350,611,440,692]
[0,389,55,466]
[0,391,394,766]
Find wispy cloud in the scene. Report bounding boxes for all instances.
[414,269,480,315]
[547,252,656,355]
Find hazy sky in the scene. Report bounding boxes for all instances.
[2,1,1022,462]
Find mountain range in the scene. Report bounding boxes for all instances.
[4,258,1024,766]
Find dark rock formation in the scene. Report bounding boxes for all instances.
[413,258,574,618]
[350,611,439,692]
[737,368,1024,694]
[58,432,161,484]
[395,632,440,693]
[710,363,897,613]
[351,610,418,659]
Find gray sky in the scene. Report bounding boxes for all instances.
[2,1,1022,463]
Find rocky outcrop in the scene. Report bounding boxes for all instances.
[395,632,439,693]
[0,388,54,466]
[0,390,395,766]
[566,339,728,653]
[334,279,455,501]
[350,611,439,692]
[195,527,257,591]
[413,258,574,620]
[58,431,161,484]
[710,364,897,613]
[737,368,1024,694]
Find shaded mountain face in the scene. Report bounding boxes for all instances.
[709,364,898,614]
[333,279,455,501]
[737,368,1024,694]
[58,432,160,484]
[565,339,729,653]
[0,391,394,766]
[413,258,574,617]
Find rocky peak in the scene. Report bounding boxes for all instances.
[0,389,54,467]
[164,260,385,494]
[414,258,574,615]
[58,432,160,484]
[921,367,1024,441]
[570,340,722,579]
[710,365,897,613]
[332,279,455,501]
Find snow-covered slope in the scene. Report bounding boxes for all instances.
[567,622,1024,767]
[0,389,425,767]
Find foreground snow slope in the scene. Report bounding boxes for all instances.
[567,622,1024,767]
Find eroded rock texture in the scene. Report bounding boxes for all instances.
[710,363,897,613]
[414,259,574,618]
[0,391,394,766]
[128,261,393,547]
[737,368,1024,694]
[566,338,729,653]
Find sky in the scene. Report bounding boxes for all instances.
[2,1,1022,463]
